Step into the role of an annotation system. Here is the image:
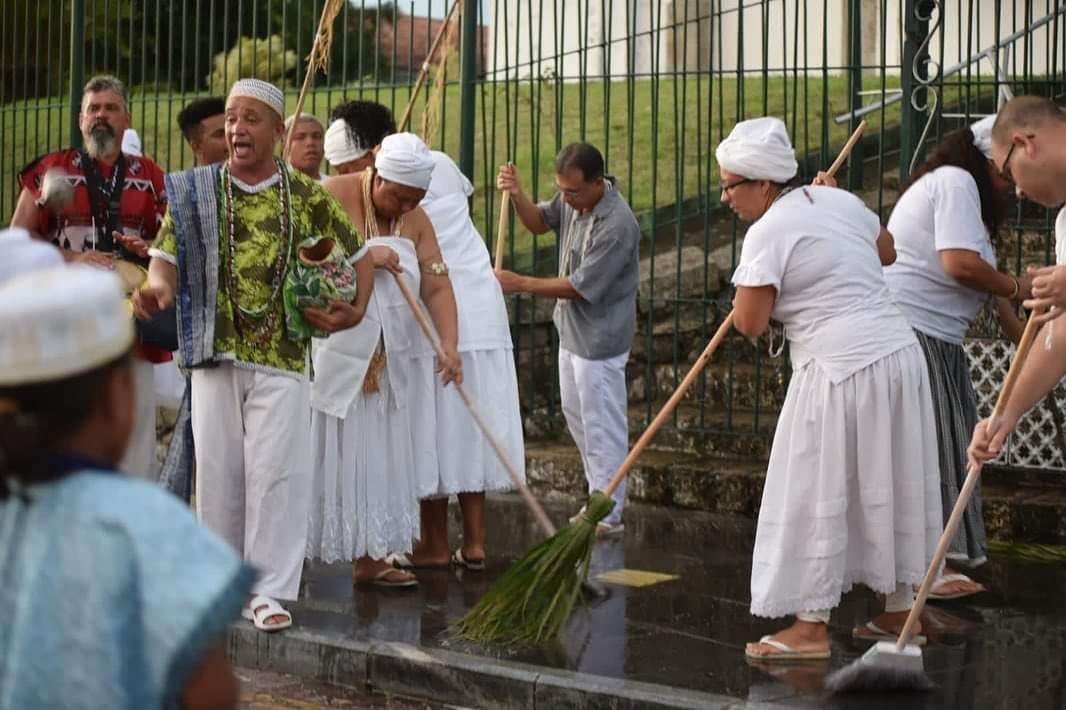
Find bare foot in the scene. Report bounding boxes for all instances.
[852,609,922,641]
[745,620,830,658]
[460,543,485,565]
[354,558,417,585]
[403,542,450,568]
[930,567,986,598]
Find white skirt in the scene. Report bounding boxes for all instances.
[306,366,420,562]
[407,348,526,499]
[750,343,942,618]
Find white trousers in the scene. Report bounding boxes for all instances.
[119,357,158,479]
[558,347,630,524]
[191,363,311,600]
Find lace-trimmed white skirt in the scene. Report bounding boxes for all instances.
[306,365,420,562]
[750,343,942,618]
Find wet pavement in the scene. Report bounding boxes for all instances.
[289,494,1066,709]
[236,667,442,708]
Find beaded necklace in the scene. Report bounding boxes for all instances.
[361,167,406,239]
[220,159,295,345]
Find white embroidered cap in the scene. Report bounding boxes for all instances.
[716,117,799,184]
[227,78,285,119]
[121,128,143,157]
[0,265,134,386]
[970,114,996,160]
[324,119,370,167]
[0,228,65,286]
[375,132,436,190]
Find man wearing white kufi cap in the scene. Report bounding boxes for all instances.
[718,117,941,662]
[0,227,64,284]
[323,100,525,572]
[308,131,461,588]
[134,78,375,631]
[877,115,1026,604]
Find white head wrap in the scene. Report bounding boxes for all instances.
[375,132,435,190]
[227,78,285,119]
[715,117,798,183]
[324,119,370,167]
[0,228,64,286]
[970,114,996,160]
[0,265,133,386]
[121,128,143,156]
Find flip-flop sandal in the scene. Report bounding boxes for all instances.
[929,573,986,600]
[241,595,293,632]
[385,552,450,570]
[851,620,927,646]
[356,568,418,588]
[744,635,831,662]
[451,549,486,571]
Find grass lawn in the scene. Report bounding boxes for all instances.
[4,71,992,270]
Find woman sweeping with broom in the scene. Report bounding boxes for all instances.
[719,118,944,662]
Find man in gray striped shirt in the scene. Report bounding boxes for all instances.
[496,143,640,536]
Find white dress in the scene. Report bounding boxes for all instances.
[306,237,424,562]
[732,186,943,618]
[407,151,526,499]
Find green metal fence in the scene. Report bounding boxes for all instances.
[3,0,1066,451]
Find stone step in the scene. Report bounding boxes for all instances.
[526,440,1066,544]
[628,360,788,412]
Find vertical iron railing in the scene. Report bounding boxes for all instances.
[3,0,1066,453]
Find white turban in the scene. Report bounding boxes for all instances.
[0,264,133,385]
[715,117,798,184]
[970,114,996,160]
[227,78,285,119]
[0,228,64,286]
[121,128,143,157]
[324,119,370,167]
[375,132,435,190]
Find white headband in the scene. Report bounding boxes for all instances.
[227,78,285,119]
[375,132,435,190]
[715,117,798,184]
[324,119,369,167]
[970,114,996,160]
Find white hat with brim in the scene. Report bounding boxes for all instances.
[0,265,134,386]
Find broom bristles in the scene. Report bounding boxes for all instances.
[824,660,932,694]
[454,491,616,644]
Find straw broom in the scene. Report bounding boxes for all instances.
[826,305,1046,694]
[283,0,345,159]
[453,121,868,645]
[398,0,463,134]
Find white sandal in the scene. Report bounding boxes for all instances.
[929,572,985,600]
[241,595,293,632]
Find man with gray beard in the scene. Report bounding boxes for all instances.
[10,74,169,481]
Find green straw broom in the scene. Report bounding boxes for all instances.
[453,120,868,646]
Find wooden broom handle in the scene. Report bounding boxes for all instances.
[397,0,463,133]
[824,120,867,178]
[602,312,734,498]
[898,306,1045,650]
[391,271,557,537]
[494,190,510,271]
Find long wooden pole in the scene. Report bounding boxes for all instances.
[494,191,511,271]
[283,0,343,158]
[392,272,557,537]
[397,0,463,133]
[896,307,1045,649]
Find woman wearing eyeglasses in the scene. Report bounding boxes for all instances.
[877,116,1027,603]
[721,117,942,663]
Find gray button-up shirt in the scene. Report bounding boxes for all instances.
[537,176,640,360]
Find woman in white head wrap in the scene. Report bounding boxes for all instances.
[876,117,1026,602]
[308,132,462,587]
[720,118,941,662]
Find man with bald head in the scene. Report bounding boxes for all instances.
[969,96,1066,470]
[133,79,374,631]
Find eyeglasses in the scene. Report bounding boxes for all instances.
[719,178,752,195]
[998,134,1034,184]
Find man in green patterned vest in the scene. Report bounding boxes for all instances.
[133,79,373,632]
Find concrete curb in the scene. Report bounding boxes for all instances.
[228,625,737,709]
